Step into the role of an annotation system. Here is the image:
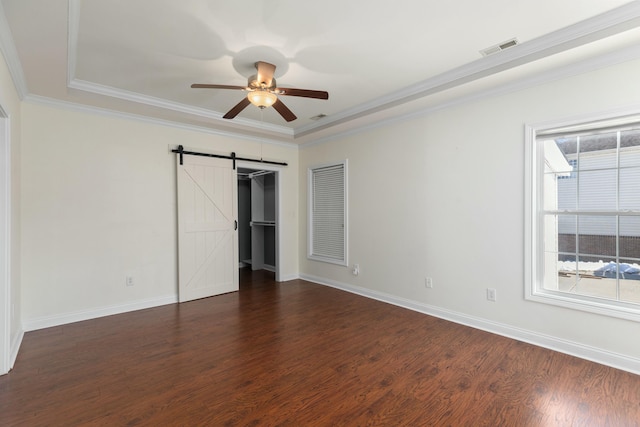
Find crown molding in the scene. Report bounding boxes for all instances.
[11,0,640,144]
[67,78,295,137]
[66,0,294,140]
[295,1,640,139]
[301,41,640,148]
[65,1,640,141]
[0,1,28,99]
[23,93,299,149]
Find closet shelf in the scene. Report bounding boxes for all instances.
[250,220,276,227]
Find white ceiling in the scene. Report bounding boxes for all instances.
[2,0,640,145]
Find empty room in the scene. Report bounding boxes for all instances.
[1,1,640,425]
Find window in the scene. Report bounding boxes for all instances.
[525,112,640,321]
[308,161,348,265]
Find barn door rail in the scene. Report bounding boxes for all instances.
[172,145,287,169]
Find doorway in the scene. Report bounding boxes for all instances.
[237,162,281,283]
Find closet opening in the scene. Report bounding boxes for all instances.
[237,164,281,284]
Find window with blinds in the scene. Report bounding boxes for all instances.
[308,161,348,265]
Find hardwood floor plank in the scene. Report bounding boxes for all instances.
[1,269,639,426]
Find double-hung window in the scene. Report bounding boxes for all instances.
[525,112,640,320]
[308,161,348,266]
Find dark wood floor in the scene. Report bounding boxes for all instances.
[1,269,639,426]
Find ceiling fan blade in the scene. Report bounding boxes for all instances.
[222,98,251,119]
[276,88,329,100]
[255,61,276,87]
[272,99,297,122]
[191,84,246,90]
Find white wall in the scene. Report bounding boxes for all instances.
[299,57,640,372]
[20,103,298,329]
[11,35,640,374]
[0,48,22,373]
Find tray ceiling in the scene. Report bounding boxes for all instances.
[2,0,640,144]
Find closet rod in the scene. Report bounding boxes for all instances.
[247,170,274,179]
[172,145,287,168]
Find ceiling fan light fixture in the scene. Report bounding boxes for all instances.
[247,90,278,109]
[191,60,327,121]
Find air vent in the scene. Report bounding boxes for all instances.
[310,114,327,121]
[480,38,519,57]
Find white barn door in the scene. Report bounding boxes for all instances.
[177,155,238,303]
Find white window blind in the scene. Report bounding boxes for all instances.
[308,161,348,265]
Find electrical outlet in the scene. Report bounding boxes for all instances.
[352,264,360,276]
[126,276,135,287]
[425,277,433,288]
[487,288,496,302]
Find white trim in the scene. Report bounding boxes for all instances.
[278,273,299,282]
[24,94,299,150]
[524,124,537,310]
[4,0,640,145]
[0,1,28,99]
[302,42,640,148]
[9,328,22,369]
[527,104,640,137]
[68,79,295,137]
[236,160,284,282]
[262,264,276,273]
[295,2,640,139]
[525,107,640,322]
[61,0,640,143]
[300,273,640,376]
[23,294,179,332]
[0,108,9,375]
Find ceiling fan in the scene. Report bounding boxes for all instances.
[191,61,329,122]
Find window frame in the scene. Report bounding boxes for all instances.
[525,109,640,322]
[307,160,349,266]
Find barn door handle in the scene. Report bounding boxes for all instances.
[234,220,238,231]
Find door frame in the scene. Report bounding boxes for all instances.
[0,107,10,375]
[237,161,282,282]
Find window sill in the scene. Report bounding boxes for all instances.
[526,289,640,322]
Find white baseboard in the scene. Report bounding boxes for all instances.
[23,294,178,332]
[9,328,23,370]
[278,273,299,282]
[263,264,276,273]
[300,274,640,376]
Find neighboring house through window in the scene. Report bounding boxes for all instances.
[525,111,640,321]
[308,160,348,266]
